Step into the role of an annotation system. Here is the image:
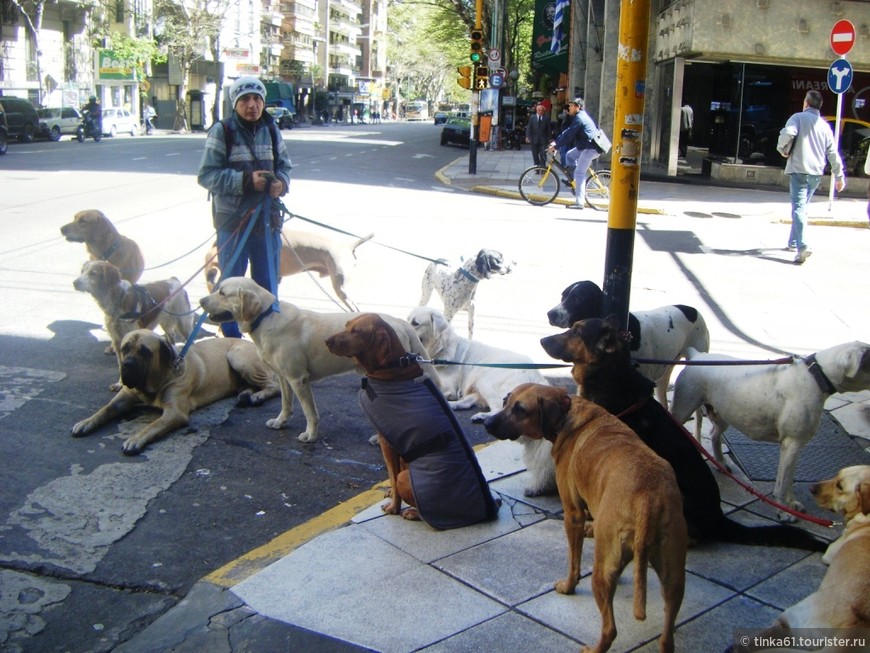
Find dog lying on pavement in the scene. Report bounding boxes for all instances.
[204,228,372,311]
[70,329,279,454]
[546,280,709,408]
[728,466,870,652]
[541,315,826,551]
[73,260,194,391]
[407,306,556,496]
[670,342,870,522]
[419,248,513,340]
[325,313,500,529]
[199,276,436,443]
[485,383,687,653]
[61,209,145,283]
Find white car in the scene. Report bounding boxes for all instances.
[101,107,138,137]
[37,107,82,141]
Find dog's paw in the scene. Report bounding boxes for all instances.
[266,417,288,430]
[470,411,492,424]
[109,382,123,392]
[297,431,318,443]
[554,579,577,595]
[104,344,115,355]
[401,508,421,521]
[381,500,401,515]
[71,419,94,437]
[121,437,146,455]
[368,433,379,446]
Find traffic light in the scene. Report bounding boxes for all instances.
[475,66,489,90]
[470,29,484,63]
[457,65,473,90]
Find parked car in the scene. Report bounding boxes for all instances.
[37,107,83,141]
[433,111,449,125]
[0,96,40,143]
[440,117,471,147]
[266,106,294,129]
[0,106,8,154]
[824,116,870,177]
[101,107,138,137]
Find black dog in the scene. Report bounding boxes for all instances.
[547,280,709,408]
[540,315,825,551]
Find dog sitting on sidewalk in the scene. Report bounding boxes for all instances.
[326,314,500,529]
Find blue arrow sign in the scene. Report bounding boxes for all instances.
[828,58,853,95]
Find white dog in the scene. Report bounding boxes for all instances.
[408,306,555,496]
[671,342,870,521]
[200,277,435,443]
[418,249,513,340]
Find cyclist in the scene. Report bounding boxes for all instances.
[552,97,600,210]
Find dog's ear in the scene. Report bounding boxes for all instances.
[366,325,396,369]
[538,391,570,439]
[160,334,179,368]
[858,480,870,516]
[102,261,122,286]
[236,284,261,324]
[596,315,623,354]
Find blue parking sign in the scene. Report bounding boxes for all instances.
[828,59,853,95]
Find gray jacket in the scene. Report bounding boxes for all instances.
[359,376,499,530]
[777,108,844,180]
[197,112,292,230]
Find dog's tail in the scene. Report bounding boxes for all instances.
[631,508,651,621]
[715,517,827,552]
[351,233,375,260]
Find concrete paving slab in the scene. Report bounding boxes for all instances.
[830,400,870,441]
[745,552,828,612]
[685,540,812,591]
[417,611,579,652]
[516,566,734,652]
[488,470,564,515]
[433,519,574,606]
[473,439,526,481]
[231,525,506,653]
[358,499,539,564]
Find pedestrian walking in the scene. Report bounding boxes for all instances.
[776,90,845,265]
[679,101,693,157]
[526,103,552,166]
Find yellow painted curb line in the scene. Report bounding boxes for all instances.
[470,185,666,215]
[205,482,389,588]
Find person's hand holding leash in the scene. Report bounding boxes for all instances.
[253,170,284,197]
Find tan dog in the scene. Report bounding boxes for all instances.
[408,306,556,497]
[61,209,145,283]
[484,383,687,653]
[326,314,499,529]
[73,260,195,391]
[730,466,870,651]
[204,229,372,311]
[70,329,280,454]
[199,277,436,443]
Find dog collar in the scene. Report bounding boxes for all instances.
[459,268,480,284]
[119,285,156,321]
[804,354,836,395]
[249,304,277,332]
[101,239,120,260]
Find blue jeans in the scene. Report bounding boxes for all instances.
[788,173,821,250]
[566,147,601,203]
[216,220,281,338]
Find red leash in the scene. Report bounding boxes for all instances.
[617,399,835,528]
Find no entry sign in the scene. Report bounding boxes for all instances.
[831,19,856,56]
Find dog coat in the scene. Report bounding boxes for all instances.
[359,376,499,530]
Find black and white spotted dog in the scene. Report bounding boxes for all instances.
[547,280,710,408]
[419,249,513,340]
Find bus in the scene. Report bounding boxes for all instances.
[404,100,429,121]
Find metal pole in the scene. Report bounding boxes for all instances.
[468,0,484,174]
[600,0,652,327]
[828,89,843,211]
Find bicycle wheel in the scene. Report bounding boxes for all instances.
[585,169,611,209]
[518,165,561,206]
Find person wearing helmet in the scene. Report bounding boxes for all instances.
[551,97,601,210]
[197,76,292,338]
[84,95,102,134]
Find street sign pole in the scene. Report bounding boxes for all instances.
[827,20,855,210]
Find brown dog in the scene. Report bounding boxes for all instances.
[73,260,194,391]
[71,329,279,454]
[325,314,499,530]
[729,466,870,651]
[484,383,687,653]
[61,209,145,283]
[204,229,372,311]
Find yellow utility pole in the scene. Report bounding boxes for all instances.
[601,0,652,325]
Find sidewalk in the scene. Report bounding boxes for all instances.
[117,150,870,653]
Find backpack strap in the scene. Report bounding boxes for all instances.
[220,116,280,172]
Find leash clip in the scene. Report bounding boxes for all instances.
[398,353,427,367]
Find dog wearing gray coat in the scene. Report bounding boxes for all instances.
[670,342,870,522]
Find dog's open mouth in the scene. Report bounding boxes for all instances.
[206,310,234,323]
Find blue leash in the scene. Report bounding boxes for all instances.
[176,197,280,366]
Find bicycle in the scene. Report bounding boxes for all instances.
[518,150,611,209]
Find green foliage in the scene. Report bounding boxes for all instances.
[110,34,165,78]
